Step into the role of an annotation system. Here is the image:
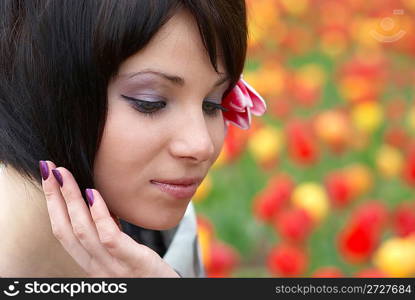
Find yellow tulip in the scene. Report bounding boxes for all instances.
[296,63,326,89]
[375,145,404,178]
[197,224,212,269]
[351,18,383,48]
[212,149,227,169]
[291,182,329,223]
[320,30,347,57]
[407,106,415,133]
[280,0,309,16]
[248,125,283,168]
[246,0,282,49]
[193,174,212,203]
[244,62,286,97]
[373,236,415,277]
[351,101,383,133]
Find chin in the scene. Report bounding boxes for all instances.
[142,218,182,231]
[122,209,186,231]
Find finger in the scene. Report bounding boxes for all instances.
[40,160,91,270]
[52,167,115,268]
[88,189,154,270]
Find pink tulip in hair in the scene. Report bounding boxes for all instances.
[222,75,267,130]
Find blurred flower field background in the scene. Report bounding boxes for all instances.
[193,0,415,277]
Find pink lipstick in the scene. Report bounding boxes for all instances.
[150,179,199,199]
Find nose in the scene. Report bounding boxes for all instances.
[169,108,215,163]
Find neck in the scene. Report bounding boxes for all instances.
[0,164,87,277]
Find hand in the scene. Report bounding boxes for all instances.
[38,160,180,278]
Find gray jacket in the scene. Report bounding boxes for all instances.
[161,201,206,277]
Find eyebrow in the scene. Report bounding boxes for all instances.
[127,68,230,87]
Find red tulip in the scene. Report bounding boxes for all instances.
[253,174,294,223]
[338,222,378,264]
[384,126,409,149]
[269,96,293,120]
[340,57,387,82]
[253,192,281,223]
[286,120,319,165]
[393,202,415,237]
[290,79,321,107]
[403,144,415,186]
[385,98,407,121]
[338,57,387,103]
[267,243,308,277]
[279,25,313,55]
[273,207,314,243]
[222,124,250,163]
[325,171,354,207]
[312,266,344,277]
[355,268,388,278]
[351,201,389,234]
[196,214,215,236]
[206,241,240,278]
[338,201,388,263]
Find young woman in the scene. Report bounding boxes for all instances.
[0,0,266,277]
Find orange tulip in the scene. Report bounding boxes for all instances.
[343,164,373,198]
[314,110,352,153]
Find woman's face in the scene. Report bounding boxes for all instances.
[93,10,228,230]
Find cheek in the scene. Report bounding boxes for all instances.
[209,116,227,162]
[93,102,163,198]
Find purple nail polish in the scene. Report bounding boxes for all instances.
[86,189,94,207]
[51,169,63,187]
[39,160,49,180]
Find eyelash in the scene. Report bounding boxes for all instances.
[120,95,229,119]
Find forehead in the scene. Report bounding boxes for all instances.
[117,9,226,79]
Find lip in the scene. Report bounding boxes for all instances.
[150,180,199,199]
[150,177,202,185]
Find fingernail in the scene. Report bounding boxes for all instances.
[86,189,94,207]
[39,160,49,180]
[51,169,63,187]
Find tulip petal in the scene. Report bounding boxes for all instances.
[237,80,252,106]
[224,85,247,112]
[240,78,267,115]
[223,109,250,130]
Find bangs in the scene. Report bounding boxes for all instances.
[182,1,247,95]
[94,0,247,95]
